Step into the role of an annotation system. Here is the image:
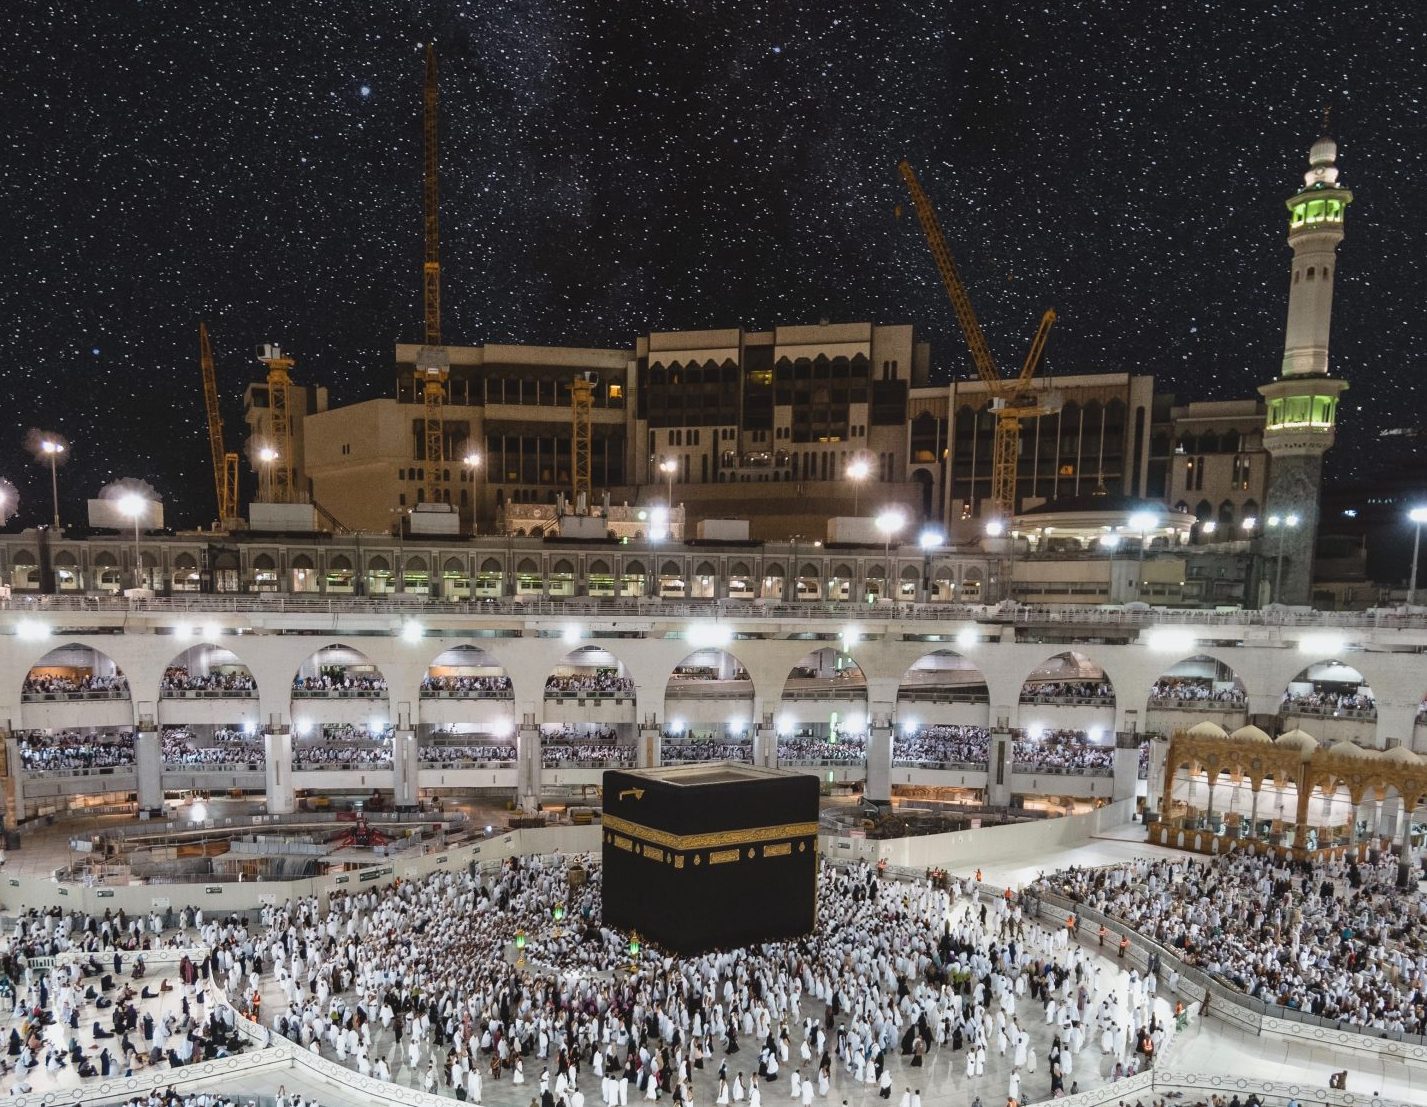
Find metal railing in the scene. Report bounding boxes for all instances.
[7,590,1425,629]
[159,688,259,700]
[20,690,129,702]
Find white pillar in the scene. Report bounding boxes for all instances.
[392,729,419,809]
[986,728,1013,807]
[264,728,295,816]
[135,729,163,815]
[1111,741,1140,803]
[866,719,893,805]
[753,720,777,768]
[638,721,661,769]
[517,722,541,813]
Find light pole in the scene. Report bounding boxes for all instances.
[1128,511,1160,601]
[118,494,146,590]
[846,458,871,516]
[41,439,64,528]
[659,457,677,506]
[1408,507,1427,605]
[1266,513,1300,603]
[464,451,482,534]
[875,509,905,602]
[258,446,278,503]
[919,529,943,603]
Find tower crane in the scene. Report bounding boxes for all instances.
[256,343,297,503]
[198,323,240,527]
[417,43,450,511]
[897,160,1057,522]
[571,372,595,507]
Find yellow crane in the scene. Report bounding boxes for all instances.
[256,343,297,502]
[571,372,595,505]
[198,323,240,527]
[417,43,450,510]
[897,160,1057,521]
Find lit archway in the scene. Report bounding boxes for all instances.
[663,649,755,763]
[893,650,991,767]
[778,647,867,764]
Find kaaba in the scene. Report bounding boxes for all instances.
[602,763,819,954]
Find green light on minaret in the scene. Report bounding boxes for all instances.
[1289,197,1345,228]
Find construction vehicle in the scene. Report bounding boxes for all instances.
[198,323,240,528]
[898,160,1057,522]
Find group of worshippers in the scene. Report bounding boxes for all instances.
[1037,850,1427,1036]
[244,854,1166,1107]
[0,906,253,1098]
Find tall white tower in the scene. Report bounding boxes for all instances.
[1258,130,1353,606]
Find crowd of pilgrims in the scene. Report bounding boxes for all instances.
[1148,680,1246,705]
[1011,734,1115,774]
[291,747,393,769]
[660,739,754,764]
[161,730,265,767]
[118,1094,327,1107]
[160,667,257,694]
[248,856,1166,1106]
[422,675,514,695]
[1018,682,1114,705]
[776,736,867,763]
[292,673,388,693]
[1280,689,1376,715]
[545,673,637,696]
[1037,851,1427,1035]
[892,727,990,766]
[419,744,519,765]
[17,732,136,771]
[0,906,251,1093]
[309,724,395,743]
[22,673,129,695]
[542,742,636,768]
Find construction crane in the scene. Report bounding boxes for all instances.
[897,160,1057,522]
[256,343,297,503]
[198,323,239,527]
[571,372,595,507]
[417,43,450,511]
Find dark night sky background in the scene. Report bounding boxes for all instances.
[2,0,1424,529]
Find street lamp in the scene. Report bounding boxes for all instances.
[1408,507,1427,605]
[659,457,677,506]
[1127,511,1160,601]
[40,438,64,528]
[875,510,905,602]
[463,451,482,533]
[118,493,147,590]
[919,529,943,603]
[1266,513,1300,603]
[846,458,871,516]
[258,446,278,502]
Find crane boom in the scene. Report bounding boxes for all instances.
[897,160,1002,393]
[423,44,441,347]
[419,44,449,511]
[198,323,239,525]
[897,160,1058,522]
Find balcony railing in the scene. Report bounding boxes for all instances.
[21,690,129,703]
[159,688,259,700]
[291,688,388,700]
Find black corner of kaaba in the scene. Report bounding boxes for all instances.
[601,764,819,954]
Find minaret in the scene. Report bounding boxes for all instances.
[1257,127,1352,606]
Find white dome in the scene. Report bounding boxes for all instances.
[1328,739,1376,760]
[1381,745,1421,766]
[1309,134,1338,167]
[1230,724,1273,744]
[1187,721,1228,739]
[1276,729,1319,761]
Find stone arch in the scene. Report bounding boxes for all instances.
[1147,653,1247,706]
[22,642,131,701]
[1282,658,1377,720]
[780,646,866,704]
[422,645,513,696]
[896,649,990,704]
[663,648,757,738]
[252,553,276,571]
[329,554,354,572]
[480,557,502,574]
[291,554,315,571]
[589,558,611,576]
[545,645,634,696]
[160,642,258,697]
[367,555,390,573]
[1019,650,1116,707]
[552,558,575,576]
[290,643,390,696]
[516,557,539,574]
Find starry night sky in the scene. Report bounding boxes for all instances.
[3,0,1424,529]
